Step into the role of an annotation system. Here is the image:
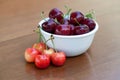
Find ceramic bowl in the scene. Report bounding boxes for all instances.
[39,18,99,57]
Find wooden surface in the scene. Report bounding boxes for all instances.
[0,0,120,80]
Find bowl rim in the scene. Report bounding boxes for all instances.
[39,18,99,38]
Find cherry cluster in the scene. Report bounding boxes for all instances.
[24,42,66,69]
[42,8,96,35]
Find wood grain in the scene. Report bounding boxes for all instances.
[0,0,120,80]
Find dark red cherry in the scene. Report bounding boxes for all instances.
[55,24,71,35]
[69,25,75,35]
[42,19,57,33]
[49,8,64,22]
[74,24,90,35]
[70,11,84,25]
[59,18,70,25]
[82,18,96,31]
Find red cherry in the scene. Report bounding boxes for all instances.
[24,48,41,63]
[51,52,66,66]
[49,8,64,22]
[55,24,71,35]
[59,18,70,25]
[74,24,90,35]
[43,48,55,57]
[70,11,84,25]
[42,19,57,33]
[82,18,96,31]
[35,54,50,69]
[69,24,75,35]
[32,42,46,53]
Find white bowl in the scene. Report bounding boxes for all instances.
[39,19,99,57]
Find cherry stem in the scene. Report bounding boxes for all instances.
[44,39,51,50]
[85,9,96,19]
[33,25,47,43]
[33,26,42,42]
[39,26,48,49]
[40,11,47,22]
[54,18,61,25]
[45,38,51,45]
[44,35,57,52]
[50,35,57,52]
[64,5,72,17]
[74,18,80,26]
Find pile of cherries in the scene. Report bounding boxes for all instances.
[42,8,96,35]
[24,42,66,69]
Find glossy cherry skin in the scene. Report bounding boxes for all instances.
[35,54,50,69]
[42,18,57,33]
[51,52,66,66]
[69,24,75,35]
[70,11,84,25]
[59,18,70,25]
[74,24,90,35]
[82,18,96,31]
[43,48,55,57]
[55,24,72,35]
[32,42,46,53]
[24,48,41,63]
[49,8,64,22]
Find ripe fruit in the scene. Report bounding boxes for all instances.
[51,52,66,66]
[24,48,40,63]
[70,11,84,25]
[82,18,96,31]
[49,8,64,22]
[55,24,71,35]
[74,24,90,35]
[35,54,50,69]
[42,8,96,36]
[32,42,46,53]
[69,24,75,35]
[59,18,70,25]
[42,18,57,33]
[43,48,55,57]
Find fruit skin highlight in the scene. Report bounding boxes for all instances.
[81,18,96,31]
[74,24,90,35]
[42,18,57,34]
[49,8,64,22]
[51,52,66,66]
[55,24,72,35]
[32,42,46,53]
[42,8,96,36]
[70,11,84,25]
[24,48,41,63]
[35,54,50,69]
[43,48,55,57]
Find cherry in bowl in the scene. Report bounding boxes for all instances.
[39,18,99,57]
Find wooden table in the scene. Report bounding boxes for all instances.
[0,0,120,80]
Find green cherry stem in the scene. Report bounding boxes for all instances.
[54,18,61,25]
[33,27,42,42]
[38,26,48,49]
[50,35,57,53]
[33,25,47,43]
[38,26,42,42]
[85,9,96,20]
[74,18,80,26]
[44,35,56,51]
[40,11,47,22]
[64,5,72,17]
[39,27,46,43]
[44,38,51,50]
